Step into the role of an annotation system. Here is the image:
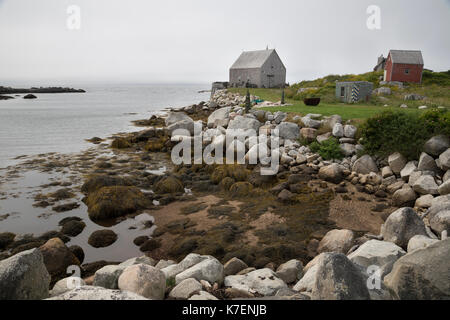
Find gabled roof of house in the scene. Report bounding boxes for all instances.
[389,50,424,65]
[230,49,279,69]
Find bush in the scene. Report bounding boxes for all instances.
[359,109,450,160]
[310,137,344,160]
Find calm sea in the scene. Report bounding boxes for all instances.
[0,84,211,167]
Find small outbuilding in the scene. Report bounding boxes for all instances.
[336,81,374,103]
[384,50,424,83]
[229,49,286,88]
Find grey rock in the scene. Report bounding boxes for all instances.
[301,117,321,129]
[415,194,434,208]
[332,123,344,138]
[155,259,176,269]
[119,256,156,267]
[47,286,148,300]
[322,114,342,129]
[424,135,450,157]
[224,257,248,276]
[400,161,417,181]
[169,278,202,299]
[392,186,417,207]
[317,229,355,254]
[429,210,450,235]
[224,268,287,296]
[188,291,218,300]
[0,248,50,300]
[175,256,224,285]
[311,253,370,300]
[413,175,439,195]
[228,115,261,132]
[439,148,450,170]
[275,259,303,284]
[161,253,208,279]
[50,277,86,296]
[418,152,439,173]
[347,240,405,278]
[207,107,232,128]
[165,112,193,126]
[93,265,127,289]
[388,152,407,175]
[275,122,300,140]
[407,235,439,252]
[384,238,450,299]
[340,143,356,157]
[118,264,166,300]
[352,155,379,174]
[381,166,394,178]
[316,132,331,144]
[343,125,357,138]
[318,163,345,184]
[438,179,450,195]
[381,207,428,248]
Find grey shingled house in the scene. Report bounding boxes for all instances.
[229,49,286,88]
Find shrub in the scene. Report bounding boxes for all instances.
[310,137,344,160]
[359,109,450,160]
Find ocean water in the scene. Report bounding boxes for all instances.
[0,84,211,167]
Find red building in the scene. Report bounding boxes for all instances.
[384,50,424,83]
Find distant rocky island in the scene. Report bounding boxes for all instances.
[0,86,85,94]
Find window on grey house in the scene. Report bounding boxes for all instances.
[340,87,345,97]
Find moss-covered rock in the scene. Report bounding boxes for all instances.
[88,230,118,248]
[61,220,86,237]
[85,186,151,220]
[210,164,249,184]
[229,182,253,198]
[0,232,15,250]
[111,137,131,149]
[153,176,184,194]
[145,137,167,152]
[81,175,133,194]
[219,177,235,191]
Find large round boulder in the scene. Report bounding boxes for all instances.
[0,249,51,300]
[318,163,345,184]
[39,238,80,278]
[380,208,428,249]
[352,155,379,174]
[311,253,370,300]
[317,229,355,254]
[423,135,450,157]
[118,264,166,300]
[384,238,450,299]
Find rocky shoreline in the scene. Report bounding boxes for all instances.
[0,89,449,300]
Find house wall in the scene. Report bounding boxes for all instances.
[229,68,261,87]
[260,52,286,88]
[385,55,423,83]
[229,51,286,88]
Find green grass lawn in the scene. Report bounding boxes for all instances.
[228,88,422,121]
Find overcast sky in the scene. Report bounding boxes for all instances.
[0,0,449,86]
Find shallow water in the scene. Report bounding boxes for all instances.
[0,84,209,263]
[0,84,210,168]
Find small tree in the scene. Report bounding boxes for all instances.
[245,89,251,113]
